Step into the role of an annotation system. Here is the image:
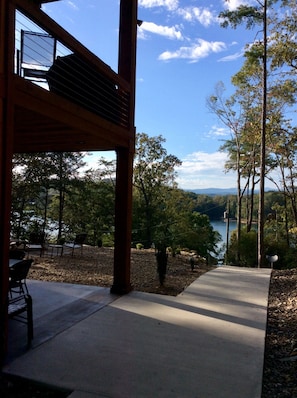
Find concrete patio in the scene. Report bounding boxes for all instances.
[3,266,271,398]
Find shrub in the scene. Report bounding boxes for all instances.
[102,233,114,247]
[227,228,297,269]
[227,229,257,267]
[264,238,297,269]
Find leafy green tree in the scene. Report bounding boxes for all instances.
[48,152,86,239]
[12,152,86,240]
[149,187,195,254]
[269,0,297,73]
[133,133,181,248]
[61,161,115,245]
[227,228,258,267]
[218,0,297,267]
[220,0,269,268]
[11,153,59,239]
[193,193,228,220]
[207,82,261,260]
[180,211,221,259]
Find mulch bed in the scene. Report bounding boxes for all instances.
[2,246,297,396]
[262,268,297,397]
[28,246,213,296]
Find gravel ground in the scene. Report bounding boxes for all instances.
[2,246,297,396]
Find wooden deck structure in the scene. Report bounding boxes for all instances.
[0,0,138,362]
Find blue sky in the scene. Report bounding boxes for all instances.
[42,0,268,190]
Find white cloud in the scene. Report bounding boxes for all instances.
[206,125,230,138]
[67,1,78,10]
[158,38,226,62]
[181,151,228,172]
[222,0,256,11]
[139,22,183,40]
[177,7,217,27]
[218,51,244,62]
[176,148,278,190]
[137,28,148,40]
[139,0,179,11]
[176,151,236,189]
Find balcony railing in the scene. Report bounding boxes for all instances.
[14,5,130,128]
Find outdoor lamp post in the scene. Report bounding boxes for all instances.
[224,200,230,264]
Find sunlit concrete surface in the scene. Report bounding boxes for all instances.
[4,266,271,398]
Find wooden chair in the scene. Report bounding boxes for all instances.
[8,294,33,346]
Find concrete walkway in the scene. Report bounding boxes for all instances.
[3,266,271,398]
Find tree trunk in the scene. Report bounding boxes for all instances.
[236,167,241,263]
[258,0,267,268]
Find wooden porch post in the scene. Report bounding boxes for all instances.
[111,0,137,294]
[111,146,134,294]
[0,0,15,363]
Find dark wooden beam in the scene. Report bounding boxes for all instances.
[111,0,137,294]
[111,147,134,294]
[0,0,15,365]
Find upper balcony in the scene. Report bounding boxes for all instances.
[9,0,136,153]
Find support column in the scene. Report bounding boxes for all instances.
[0,0,15,363]
[111,0,137,294]
[111,146,134,294]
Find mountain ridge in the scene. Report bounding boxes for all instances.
[186,188,237,195]
[186,187,276,195]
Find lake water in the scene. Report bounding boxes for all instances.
[211,220,237,247]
